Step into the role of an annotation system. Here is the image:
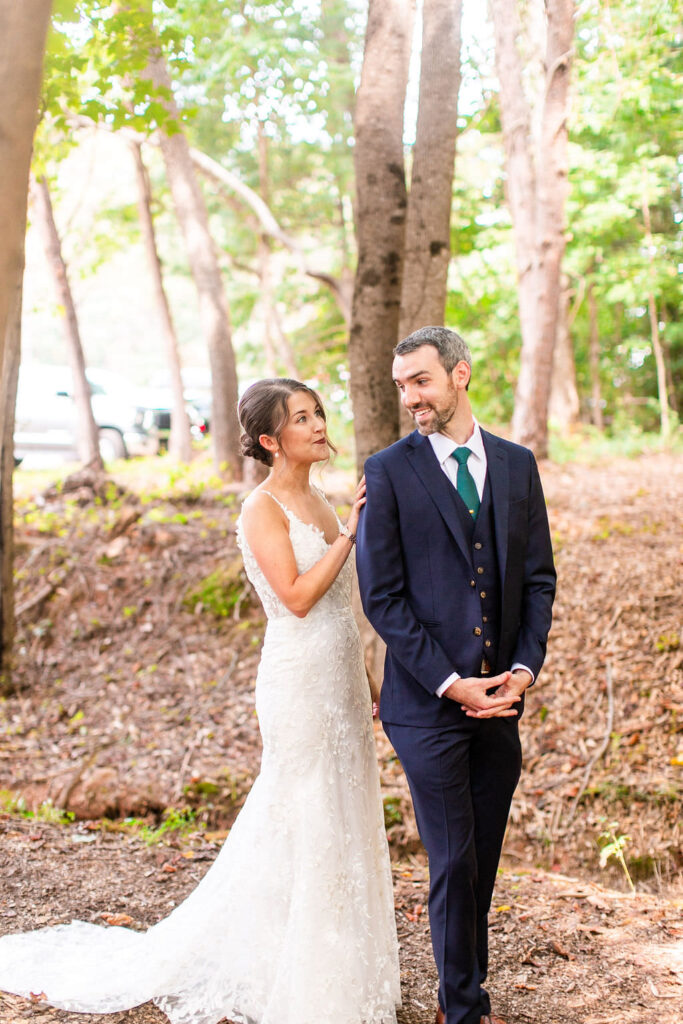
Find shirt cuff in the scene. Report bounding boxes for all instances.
[436,672,460,698]
[511,663,535,685]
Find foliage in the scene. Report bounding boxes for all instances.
[183,558,251,619]
[122,806,199,846]
[26,0,683,445]
[598,821,636,893]
[563,0,683,431]
[0,790,74,825]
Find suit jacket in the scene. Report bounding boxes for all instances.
[356,428,556,727]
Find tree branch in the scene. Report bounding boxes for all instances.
[189,148,351,324]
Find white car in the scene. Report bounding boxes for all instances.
[14,364,159,465]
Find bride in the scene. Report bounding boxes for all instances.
[0,378,401,1024]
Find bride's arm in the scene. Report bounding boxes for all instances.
[241,485,365,618]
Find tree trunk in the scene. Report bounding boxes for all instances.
[399,0,463,336]
[349,0,415,472]
[0,1,51,365]
[548,274,579,429]
[33,176,104,471]
[256,123,298,379]
[130,140,193,462]
[398,0,463,433]
[0,0,52,693]
[147,55,241,478]
[0,281,22,694]
[641,190,672,437]
[587,281,604,431]
[491,0,574,457]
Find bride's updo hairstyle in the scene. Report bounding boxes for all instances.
[238,378,337,466]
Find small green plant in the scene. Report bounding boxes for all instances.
[146,506,189,525]
[184,558,250,619]
[655,631,679,652]
[0,790,74,825]
[126,807,199,845]
[598,821,635,892]
[591,515,634,541]
[383,796,403,828]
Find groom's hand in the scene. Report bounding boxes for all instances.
[443,672,521,718]
[461,669,533,719]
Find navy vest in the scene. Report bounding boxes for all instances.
[453,476,501,673]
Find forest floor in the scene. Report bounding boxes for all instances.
[0,450,682,1024]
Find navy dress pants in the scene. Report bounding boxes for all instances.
[384,716,522,1024]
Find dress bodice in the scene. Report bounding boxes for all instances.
[236,492,353,620]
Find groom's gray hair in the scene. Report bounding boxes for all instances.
[394,326,472,376]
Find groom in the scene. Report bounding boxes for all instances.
[356,326,556,1024]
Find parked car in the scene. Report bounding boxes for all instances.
[148,367,212,434]
[133,387,208,451]
[14,365,159,465]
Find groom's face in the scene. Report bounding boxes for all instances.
[392,345,461,435]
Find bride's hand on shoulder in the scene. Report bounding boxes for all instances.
[346,475,366,536]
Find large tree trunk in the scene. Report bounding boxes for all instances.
[0,0,53,693]
[548,275,579,429]
[130,140,193,462]
[491,0,574,457]
[398,0,463,433]
[147,55,241,479]
[0,2,51,362]
[349,0,415,472]
[1,282,22,695]
[399,0,463,336]
[33,176,104,470]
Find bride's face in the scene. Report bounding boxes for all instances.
[276,392,330,465]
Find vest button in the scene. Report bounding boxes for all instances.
[473,627,482,636]
[485,639,492,648]
[477,566,484,574]
[482,616,488,623]
[480,591,486,599]
[474,542,483,550]
[470,579,476,587]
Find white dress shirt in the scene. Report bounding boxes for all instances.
[426,423,534,698]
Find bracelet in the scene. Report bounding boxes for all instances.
[338,524,356,543]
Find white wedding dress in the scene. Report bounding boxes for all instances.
[0,495,401,1024]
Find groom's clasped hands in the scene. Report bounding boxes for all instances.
[444,669,532,719]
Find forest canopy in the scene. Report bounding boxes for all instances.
[15,0,683,458]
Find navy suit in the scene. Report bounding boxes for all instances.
[356,428,555,1024]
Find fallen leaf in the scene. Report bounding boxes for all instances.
[550,939,572,959]
[100,912,134,927]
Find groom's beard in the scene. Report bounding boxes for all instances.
[411,384,459,435]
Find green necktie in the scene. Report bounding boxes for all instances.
[452,447,480,519]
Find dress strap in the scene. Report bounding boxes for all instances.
[312,484,341,523]
[261,489,291,516]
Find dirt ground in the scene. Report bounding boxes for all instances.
[0,451,682,1024]
[0,814,681,1024]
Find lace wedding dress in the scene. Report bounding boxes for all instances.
[0,495,401,1024]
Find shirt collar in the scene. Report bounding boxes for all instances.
[428,419,485,466]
